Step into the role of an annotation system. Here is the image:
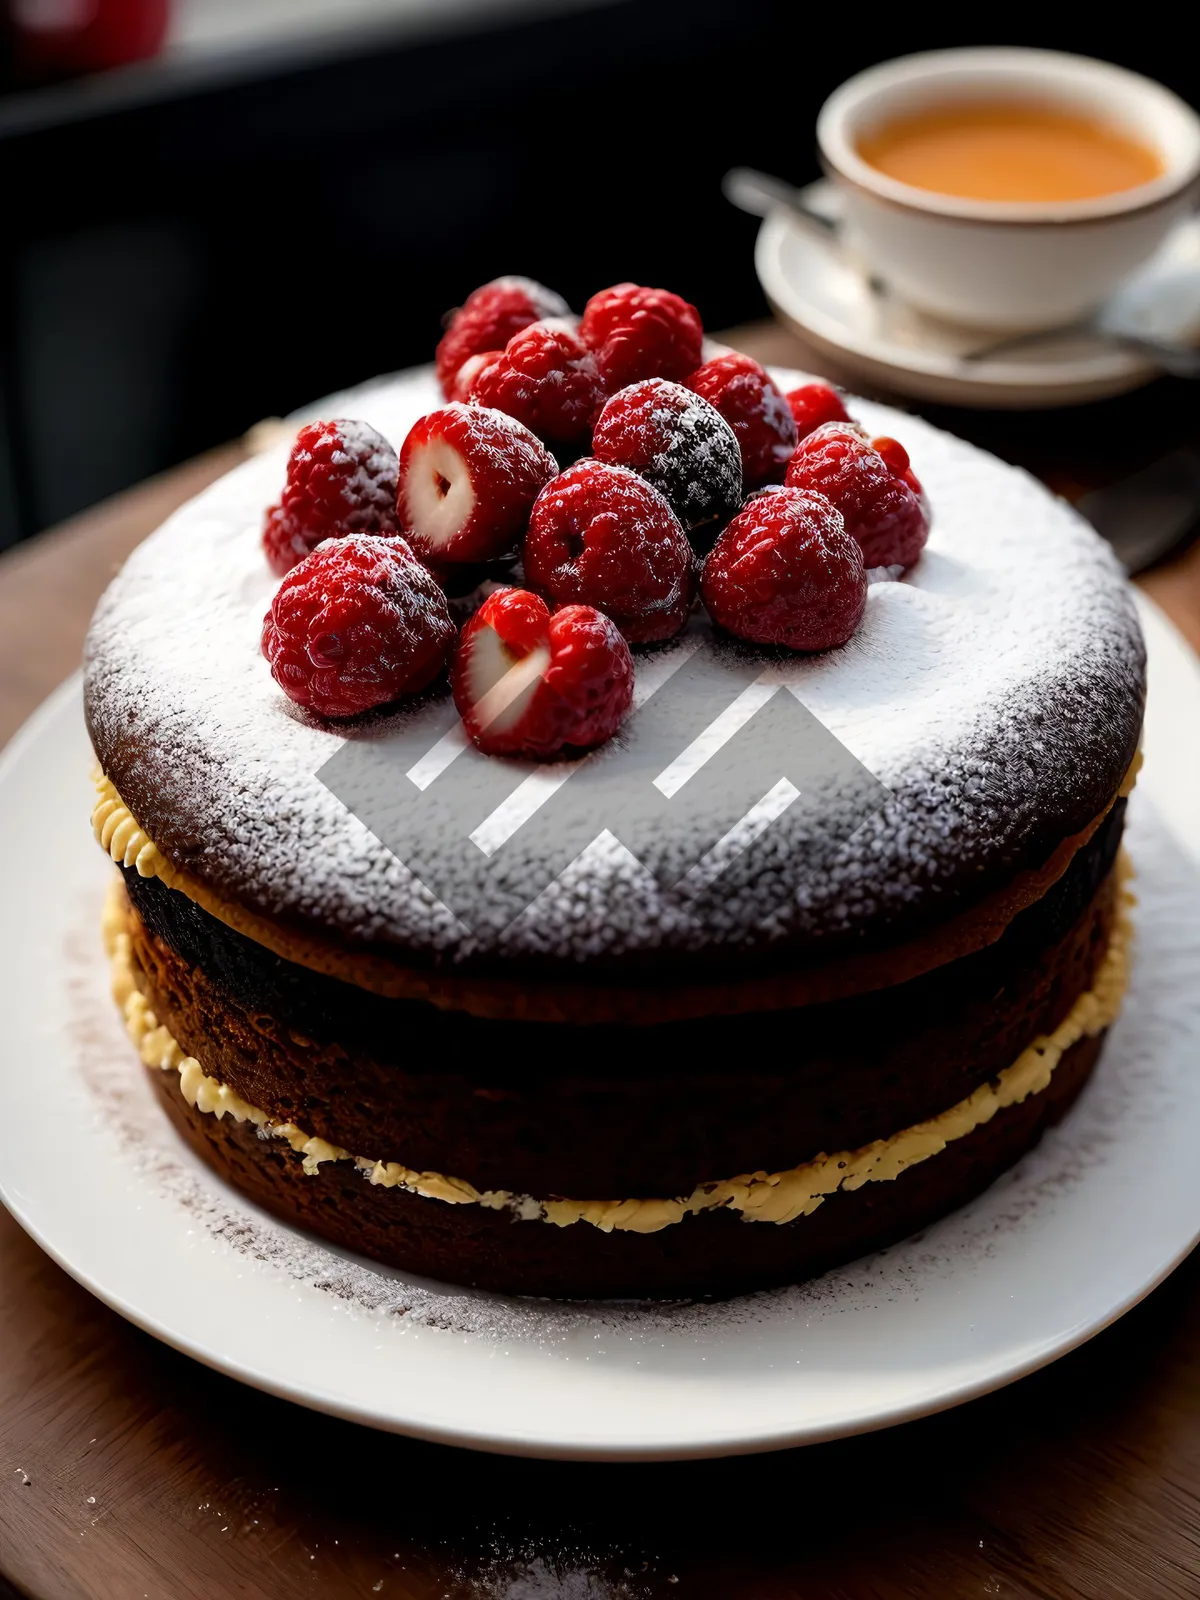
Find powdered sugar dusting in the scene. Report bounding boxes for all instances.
[330,416,402,518]
[658,389,741,519]
[83,366,1144,965]
[485,276,571,322]
[594,379,741,533]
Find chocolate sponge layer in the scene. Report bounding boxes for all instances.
[147,1030,1105,1301]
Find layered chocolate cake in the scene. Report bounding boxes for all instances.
[85,284,1144,1299]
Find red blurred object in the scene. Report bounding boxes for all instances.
[13,0,169,78]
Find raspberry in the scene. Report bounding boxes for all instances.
[872,434,927,504]
[591,379,742,551]
[467,321,607,445]
[262,419,399,576]
[445,350,501,403]
[261,535,455,718]
[871,435,909,478]
[452,587,634,758]
[524,459,695,643]
[435,276,569,398]
[398,403,558,564]
[579,283,703,390]
[701,487,866,652]
[685,353,797,488]
[786,423,928,570]
[786,381,852,441]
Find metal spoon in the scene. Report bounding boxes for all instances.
[722,167,890,302]
[961,264,1200,376]
[722,167,840,237]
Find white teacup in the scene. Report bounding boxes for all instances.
[817,48,1200,333]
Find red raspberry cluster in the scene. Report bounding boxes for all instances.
[257,278,929,756]
[702,489,866,653]
[786,422,928,570]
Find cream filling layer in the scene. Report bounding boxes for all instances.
[93,772,181,887]
[104,862,1133,1234]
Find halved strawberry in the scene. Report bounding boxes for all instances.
[451,587,634,759]
[397,404,558,565]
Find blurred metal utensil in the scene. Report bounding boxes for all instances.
[962,265,1200,376]
[1078,449,1200,574]
[722,167,839,236]
[964,324,1200,375]
[723,168,890,301]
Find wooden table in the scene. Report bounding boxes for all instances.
[3,326,1200,1600]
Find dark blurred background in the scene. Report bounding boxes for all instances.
[2,0,1199,550]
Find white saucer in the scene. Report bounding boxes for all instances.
[1,592,1199,1460]
[756,182,1200,408]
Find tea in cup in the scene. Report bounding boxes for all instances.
[817,49,1200,332]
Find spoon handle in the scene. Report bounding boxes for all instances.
[1115,335,1200,379]
[962,324,1200,377]
[959,324,1093,363]
[721,168,838,236]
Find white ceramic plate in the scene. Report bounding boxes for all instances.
[756,181,1200,408]
[1,599,1199,1461]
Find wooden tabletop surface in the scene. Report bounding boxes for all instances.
[3,325,1200,1600]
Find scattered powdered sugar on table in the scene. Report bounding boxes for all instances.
[66,800,1200,1349]
[82,366,1145,965]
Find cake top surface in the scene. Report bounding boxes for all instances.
[84,366,1144,975]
